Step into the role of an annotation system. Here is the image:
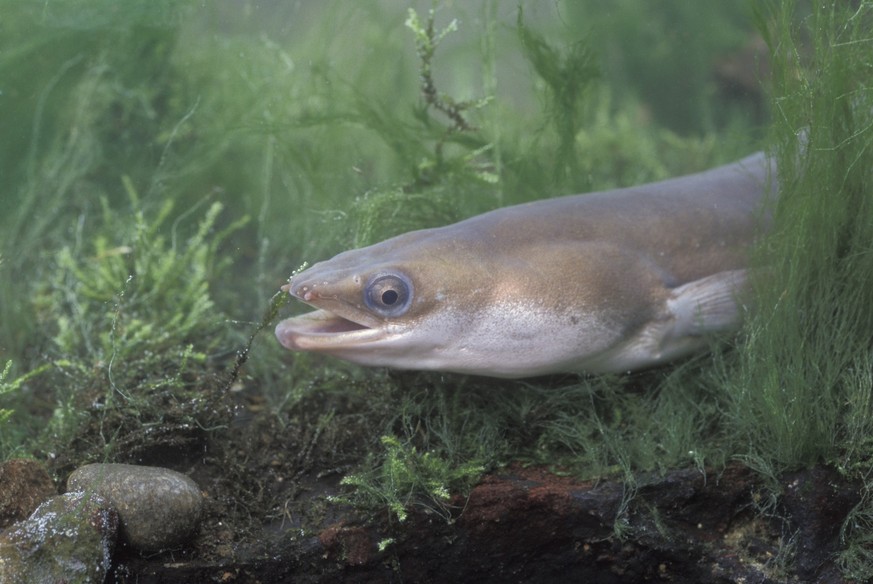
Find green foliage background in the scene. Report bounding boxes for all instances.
[2,0,873,576]
[0,0,758,451]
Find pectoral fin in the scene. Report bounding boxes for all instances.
[667,269,748,336]
[579,269,749,372]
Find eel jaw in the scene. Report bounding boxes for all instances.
[275,309,391,352]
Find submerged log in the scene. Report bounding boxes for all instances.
[113,463,859,583]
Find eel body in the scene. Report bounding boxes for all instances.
[276,153,775,378]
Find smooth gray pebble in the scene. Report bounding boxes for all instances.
[67,463,203,552]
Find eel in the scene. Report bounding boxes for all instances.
[275,152,775,378]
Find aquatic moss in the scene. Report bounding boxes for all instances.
[26,190,246,463]
[332,434,484,524]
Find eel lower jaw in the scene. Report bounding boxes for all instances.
[275,309,390,351]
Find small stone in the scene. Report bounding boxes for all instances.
[0,490,118,584]
[67,463,203,552]
[0,458,58,528]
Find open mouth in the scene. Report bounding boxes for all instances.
[275,309,387,351]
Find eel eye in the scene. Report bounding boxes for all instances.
[364,273,413,317]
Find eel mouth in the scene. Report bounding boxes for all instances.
[275,309,389,351]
